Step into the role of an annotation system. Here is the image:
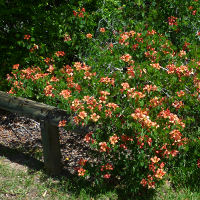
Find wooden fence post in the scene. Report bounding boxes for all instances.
[40,120,62,175]
[0,91,91,175]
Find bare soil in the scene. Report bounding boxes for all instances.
[0,109,91,175]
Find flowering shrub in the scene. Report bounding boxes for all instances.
[6,0,200,195]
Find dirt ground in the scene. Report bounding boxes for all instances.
[0,109,92,175]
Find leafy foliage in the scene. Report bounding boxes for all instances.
[2,0,200,196]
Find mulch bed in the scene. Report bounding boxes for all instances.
[0,109,92,175]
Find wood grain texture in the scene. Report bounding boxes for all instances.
[0,91,67,175]
[0,91,70,125]
[40,120,62,175]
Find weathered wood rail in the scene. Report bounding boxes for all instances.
[0,91,70,175]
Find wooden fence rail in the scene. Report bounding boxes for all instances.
[0,91,70,175]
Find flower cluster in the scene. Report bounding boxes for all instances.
[168,16,178,26]
[55,51,65,57]
[158,109,185,128]
[24,34,31,40]
[131,108,159,129]
[8,12,200,192]
[64,33,71,42]
[73,8,86,18]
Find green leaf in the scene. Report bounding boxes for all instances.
[31,38,35,42]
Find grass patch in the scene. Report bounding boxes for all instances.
[0,156,119,200]
[154,181,200,200]
[0,156,200,200]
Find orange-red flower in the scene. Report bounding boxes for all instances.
[150,63,161,70]
[168,16,178,26]
[147,30,157,35]
[131,108,159,129]
[90,113,100,122]
[64,33,71,42]
[143,84,157,93]
[73,116,80,125]
[119,32,129,44]
[99,142,109,152]
[160,162,165,169]
[192,10,197,15]
[188,6,193,10]
[120,54,132,62]
[158,109,185,128]
[13,64,19,70]
[150,156,160,163]
[172,100,184,109]
[77,168,86,176]
[60,89,71,99]
[44,85,54,97]
[176,90,185,97]
[86,33,93,38]
[197,158,200,168]
[105,163,113,170]
[55,51,65,57]
[24,34,31,40]
[127,66,135,78]
[100,28,105,33]
[73,10,77,16]
[149,163,156,172]
[101,163,113,171]
[50,76,59,82]
[99,77,115,86]
[120,144,127,150]
[78,12,84,18]
[8,88,15,94]
[78,158,87,166]
[121,134,133,142]
[121,82,130,90]
[84,132,93,143]
[170,149,179,157]
[100,91,110,96]
[106,103,119,111]
[127,90,146,99]
[178,50,186,57]
[105,109,112,118]
[150,96,165,107]
[103,174,111,179]
[155,168,166,179]
[47,65,54,73]
[78,111,87,120]
[58,120,66,127]
[140,178,147,187]
[109,134,119,145]
[71,99,83,112]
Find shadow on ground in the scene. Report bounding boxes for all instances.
[0,143,157,200]
[0,144,43,171]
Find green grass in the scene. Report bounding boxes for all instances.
[0,156,200,200]
[0,156,118,200]
[153,181,200,200]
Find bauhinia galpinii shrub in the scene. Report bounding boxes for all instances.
[6,0,200,194]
